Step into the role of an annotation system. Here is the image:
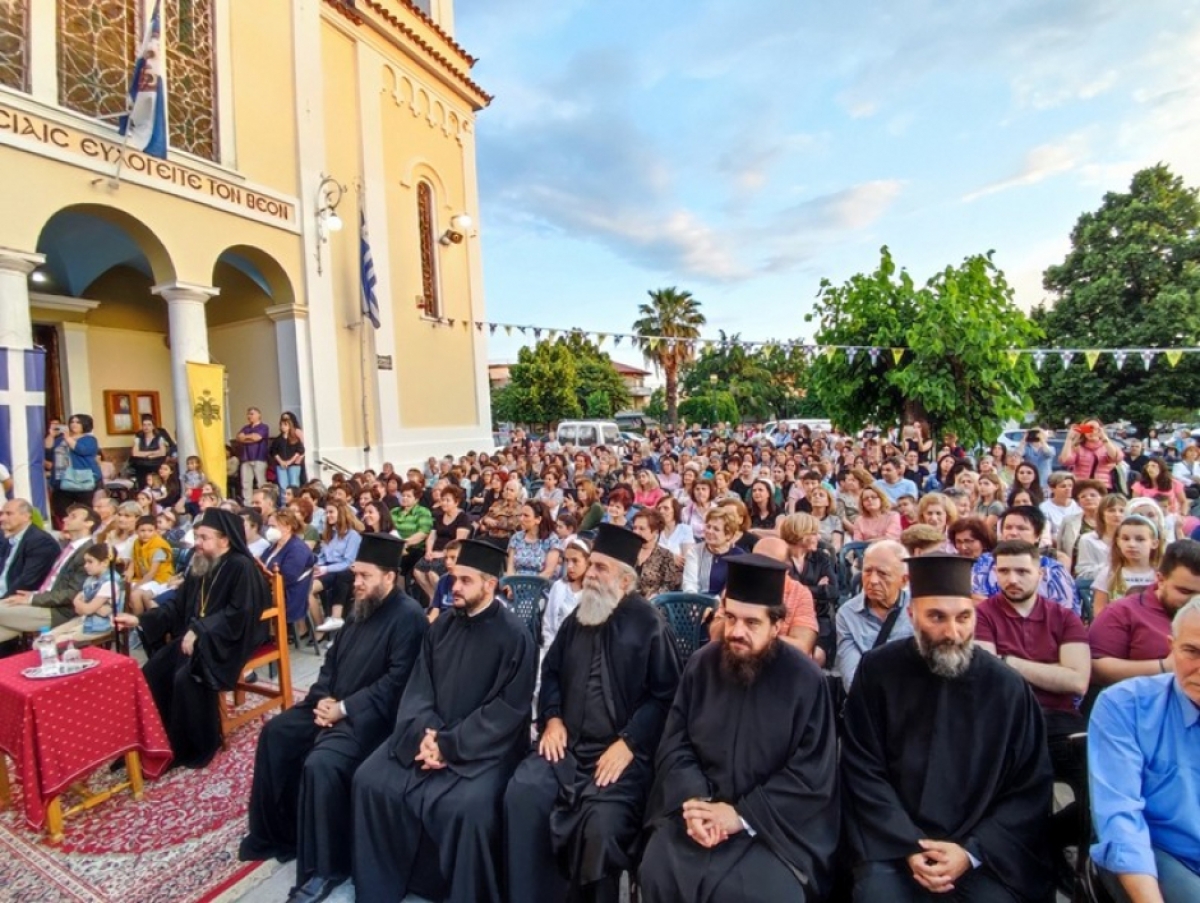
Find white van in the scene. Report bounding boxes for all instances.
[762,419,833,446]
[556,420,623,451]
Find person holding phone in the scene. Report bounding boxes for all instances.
[1060,418,1123,486]
[1018,427,1056,489]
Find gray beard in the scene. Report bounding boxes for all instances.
[915,630,975,679]
[352,586,389,622]
[189,552,213,577]
[575,585,621,627]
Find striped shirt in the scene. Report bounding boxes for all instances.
[391,504,434,541]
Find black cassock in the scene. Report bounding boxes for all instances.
[639,641,840,903]
[139,549,267,768]
[239,589,427,882]
[840,639,1053,902]
[504,594,681,903]
[352,598,536,903]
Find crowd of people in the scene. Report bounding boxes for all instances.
[1,412,1198,902]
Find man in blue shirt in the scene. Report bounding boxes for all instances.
[874,457,919,506]
[1088,596,1200,903]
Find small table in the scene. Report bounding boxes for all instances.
[0,647,173,842]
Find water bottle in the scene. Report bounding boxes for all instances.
[61,640,83,673]
[34,628,60,676]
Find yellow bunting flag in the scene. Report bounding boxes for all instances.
[1006,351,1020,367]
[891,348,904,365]
[1085,350,1101,370]
[186,362,227,493]
[1166,350,1184,367]
[504,325,512,336]
[823,346,836,361]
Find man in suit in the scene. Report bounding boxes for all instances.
[0,504,98,642]
[0,499,61,603]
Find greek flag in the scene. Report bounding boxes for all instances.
[119,0,168,159]
[360,207,381,329]
[0,347,48,515]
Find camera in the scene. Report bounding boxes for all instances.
[1026,430,1040,442]
[1076,424,1094,436]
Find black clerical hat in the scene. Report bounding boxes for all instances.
[591,523,643,568]
[456,539,506,579]
[724,553,787,606]
[357,533,404,570]
[195,507,250,557]
[907,554,974,599]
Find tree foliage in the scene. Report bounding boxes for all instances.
[679,390,740,427]
[490,334,630,427]
[1033,165,1200,430]
[633,287,706,425]
[680,332,823,421]
[805,247,1040,445]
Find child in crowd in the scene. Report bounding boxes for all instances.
[182,455,206,505]
[542,537,590,652]
[127,515,175,615]
[426,540,461,623]
[554,511,578,547]
[51,543,121,643]
[1091,514,1162,617]
[894,495,918,530]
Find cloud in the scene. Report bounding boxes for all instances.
[963,135,1089,202]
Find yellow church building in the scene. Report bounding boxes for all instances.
[0,0,493,500]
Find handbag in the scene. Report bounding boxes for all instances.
[60,464,97,492]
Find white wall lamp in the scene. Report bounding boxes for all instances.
[439,213,474,246]
[315,173,346,275]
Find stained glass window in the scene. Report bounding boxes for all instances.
[58,0,140,120]
[166,0,217,161]
[417,181,441,318]
[0,0,29,92]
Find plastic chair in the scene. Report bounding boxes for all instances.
[652,592,717,663]
[499,575,551,642]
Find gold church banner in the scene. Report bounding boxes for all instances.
[187,362,227,492]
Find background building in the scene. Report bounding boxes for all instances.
[0,0,491,502]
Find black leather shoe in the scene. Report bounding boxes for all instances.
[285,875,346,903]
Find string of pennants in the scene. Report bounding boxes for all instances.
[426,317,1198,370]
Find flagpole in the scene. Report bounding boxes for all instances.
[358,187,371,470]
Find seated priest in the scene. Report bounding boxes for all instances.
[841,553,1054,903]
[639,553,841,903]
[351,539,536,903]
[505,523,681,903]
[116,507,268,768]
[238,532,428,903]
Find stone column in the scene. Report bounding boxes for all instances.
[153,281,220,463]
[0,247,44,350]
[265,302,315,430]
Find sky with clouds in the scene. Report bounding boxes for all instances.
[454,0,1200,366]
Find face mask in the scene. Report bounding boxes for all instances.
[264,526,282,544]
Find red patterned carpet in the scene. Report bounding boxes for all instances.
[0,718,268,903]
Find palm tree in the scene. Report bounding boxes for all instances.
[633,288,706,425]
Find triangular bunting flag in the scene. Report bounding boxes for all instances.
[597,334,607,347]
[1166,350,1183,367]
[1140,350,1156,370]
[1033,351,1047,370]
[891,348,904,365]
[446,318,455,328]
[504,325,512,336]
[846,347,859,364]
[1060,350,1075,369]
[1112,350,1126,370]
[868,347,881,365]
[823,346,836,361]
[548,330,558,342]
[461,319,468,331]
[489,323,497,335]
[1085,350,1100,370]
[532,328,542,339]
[1006,350,1020,367]
[614,335,622,346]
[517,326,527,335]
[475,321,483,331]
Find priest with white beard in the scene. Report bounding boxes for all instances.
[504,523,682,903]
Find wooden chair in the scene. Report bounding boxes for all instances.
[218,567,293,743]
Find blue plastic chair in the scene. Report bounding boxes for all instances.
[836,541,871,605]
[652,592,717,663]
[499,575,551,642]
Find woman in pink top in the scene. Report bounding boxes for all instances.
[1131,458,1187,515]
[633,469,666,508]
[851,485,903,543]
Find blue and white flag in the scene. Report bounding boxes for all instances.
[360,207,381,329]
[0,347,48,515]
[119,0,167,159]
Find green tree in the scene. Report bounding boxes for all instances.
[679,390,740,426]
[805,247,1040,445]
[555,332,631,416]
[1034,165,1200,430]
[499,341,582,426]
[645,388,667,422]
[633,287,706,425]
[681,334,823,420]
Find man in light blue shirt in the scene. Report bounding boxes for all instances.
[874,457,918,506]
[835,540,913,690]
[1088,596,1200,903]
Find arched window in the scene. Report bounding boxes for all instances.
[0,0,29,92]
[417,180,441,318]
[56,0,218,160]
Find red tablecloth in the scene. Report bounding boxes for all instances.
[0,647,173,829]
